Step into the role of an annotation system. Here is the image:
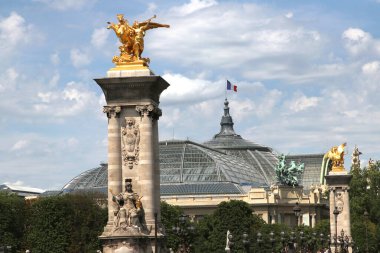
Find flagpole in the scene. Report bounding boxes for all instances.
[225,82,227,100]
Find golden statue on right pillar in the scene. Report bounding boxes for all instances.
[107,14,169,69]
[325,143,347,172]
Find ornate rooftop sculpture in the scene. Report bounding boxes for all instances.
[368,158,376,170]
[107,14,169,69]
[324,143,346,172]
[351,145,362,168]
[274,154,304,187]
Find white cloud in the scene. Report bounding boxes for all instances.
[67,137,79,147]
[11,140,29,151]
[362,61,380,75]
[34,81,98,117]
[0,12,34,53]
[148,3,326,83]
[50,52,60,65]
[171,0,218,16]
[34,0,97,11]
[148,3,158,13]
[160,107,182,128]
[0,68,19,92]
[285,12,293,19]
[70,49,91,68]
[161,73,222,103]
[288,93,320,112]
[342,28,372,56]
[91,28,109,49]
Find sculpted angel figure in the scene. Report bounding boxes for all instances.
[107,14,169,64]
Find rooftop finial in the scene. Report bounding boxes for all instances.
[224,99,231,117]
[214,99,240,138]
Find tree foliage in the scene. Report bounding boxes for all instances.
[349,161,380,252]
[0,191,25,250]
[25,193,107,253]
[160,201,184,251]
[193,200,265,253]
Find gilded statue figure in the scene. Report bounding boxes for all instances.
[107,14,169,66]
[325,143,346,172]
[121,118,140,169]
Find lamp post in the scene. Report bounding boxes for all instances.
[337,229,350,253]
[293,202,301,227]
[333,206,340,253]
[364,210,369,253]
[242,232,251,253]
[172,214,195,253]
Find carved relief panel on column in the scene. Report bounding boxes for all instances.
[121,118,140,169]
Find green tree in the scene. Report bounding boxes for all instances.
[0,191,25,251]
[25,193,107,253]
[349,161,380,252]
[160,201,183,251]
[193,200,265,253]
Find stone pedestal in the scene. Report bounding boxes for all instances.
[325,172,352,253]
[95,72,169,253]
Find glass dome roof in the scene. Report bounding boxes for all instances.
[61,99,323,195]
[159,140,268,186]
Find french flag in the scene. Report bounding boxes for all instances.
[227,80,237,92]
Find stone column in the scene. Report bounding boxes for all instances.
[103,106,122,227]
[95,75,169,253]
[325,172,353,253]
[136,104,162,228]
[311,213,316,228]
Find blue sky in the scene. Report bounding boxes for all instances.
[1,0,379,190]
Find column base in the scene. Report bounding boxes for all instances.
[100,234,167,253]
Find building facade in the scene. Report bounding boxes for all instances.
[62,99,329,227]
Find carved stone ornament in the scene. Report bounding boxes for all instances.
[336,192,344,212]
[114,241,136,253]
[103,106,121,118]
[136,104,162,119]
[111,179,149,235]
[121,118,140,169]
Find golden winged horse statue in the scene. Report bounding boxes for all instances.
[107,14,169,66]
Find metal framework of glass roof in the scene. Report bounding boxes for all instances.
[61,99,324,195]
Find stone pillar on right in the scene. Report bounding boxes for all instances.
[324,143,353,253]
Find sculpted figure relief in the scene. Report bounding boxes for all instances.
[110,179,146,233]
[121,118,140,169]
[107,14,169,65]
